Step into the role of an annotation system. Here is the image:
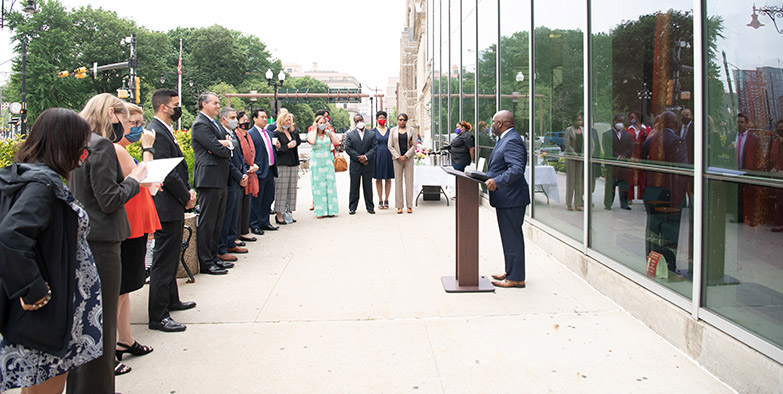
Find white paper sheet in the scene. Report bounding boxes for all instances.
[139,158,184,184]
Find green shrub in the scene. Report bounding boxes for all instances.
[0,135,25,168]
[174,130,195,186]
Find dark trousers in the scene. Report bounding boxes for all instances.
[496,205,527,282]
[149,218,184,323]
[196,187,227,269]
[67,240,121,394]
[643,186,683,272]
[349,164,374,211]
[239,192,251,235]
[218,185,242,254]
[604,172,629,209]
[251,174,275,229]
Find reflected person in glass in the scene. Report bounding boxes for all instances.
[564,113,584,211]
[442,121,475,171]
[769,119,783,233]
[602,115,633,210]
[626,111,650,204]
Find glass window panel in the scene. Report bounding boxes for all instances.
[589,2,694,297]
[476,0,497,170]
[704,0,783,350]
[433,0,442,146]
[532,0,586,241]
[462,0,477,130]
[449,0,461,142]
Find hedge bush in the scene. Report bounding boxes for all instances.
[0,135,24,169]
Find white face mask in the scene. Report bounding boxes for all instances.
[615,123,624,131]
[227,119,238,130]
[317,123,327,131]
[356,122,365,130]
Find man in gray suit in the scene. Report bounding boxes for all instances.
[191,92,232,275]
[344,114,378,214]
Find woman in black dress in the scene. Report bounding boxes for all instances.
[373,111,394,209]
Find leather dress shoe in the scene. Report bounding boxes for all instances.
[234,240,246,247]
[200,265,227,275]
[262,224,279,231]
[169,301,196,311]
[368,210,375,214]
[250,228,265,235]
[227,246,248,254]
[492,279,526,288]
[215,259,235,269]
[491,273,507,281]
[239,234,257,242]
[349,210,356,215]
[217,253,238,262]
[149,317,186,332]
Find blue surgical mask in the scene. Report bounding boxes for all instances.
[630,118,637,125]
[125,126,143,143]
[455,127,462,134]
[282,124,290,130]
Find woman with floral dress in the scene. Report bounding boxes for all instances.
[307,115,341,218]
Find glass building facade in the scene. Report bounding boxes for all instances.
[427,0,783,364]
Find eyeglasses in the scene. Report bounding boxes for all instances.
[132,120,146,128]
[398,118,407,122]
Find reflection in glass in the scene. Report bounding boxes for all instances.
[532,0,585,242]
[462,0,477,129]
[476,0,498,171]
[705,0,783,350]
[589,3,694,298]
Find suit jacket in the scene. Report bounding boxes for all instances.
[191,112,231,189]
[641,128,687,208]
[387,127,418,160]
[486,128,530,209]
[727,130,761,171]
[68,133,139,241]
[248,125,278,179]
[224,126,247,188]
[602,128,633,180]
[344,128,378,172]
[149,117,191,222]
[679,121,694,165]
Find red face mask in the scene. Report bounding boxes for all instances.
[378,119,386,126]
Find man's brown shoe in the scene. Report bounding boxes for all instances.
[226,246,248,254]
[217,253,238,262]
[491,273,506,281]
[491,279,525,288]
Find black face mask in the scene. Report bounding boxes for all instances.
[239,122,250,130]
[111,121,124,143]
[170,106,183,122]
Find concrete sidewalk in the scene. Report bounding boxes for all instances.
[109,170,734,394]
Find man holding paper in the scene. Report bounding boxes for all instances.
[147,89,197,332]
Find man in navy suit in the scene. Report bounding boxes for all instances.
[191,92,232,275]
[484,110,530,288]
[248,109,279,233]
[344,114,378,214]
[216,107,249,262]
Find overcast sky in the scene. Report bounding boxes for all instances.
[1,0,407,92]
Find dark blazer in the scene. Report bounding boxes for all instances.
[641,128,688,207]
[191,112,231,189]
[248,125,278,179]
[149,117,191,222]
[679,121,694,165]
[224,126,247,187]
[69,133,139,242]
[344,128,378,172]
[602,128,633,180]
[486,128,530,208]
[0,163,78,356]
[727,130,761,171]
[275,129,301,167]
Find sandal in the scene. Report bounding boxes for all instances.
[384,200,389,209]
[116,341,153,361]
[114,360,132,375]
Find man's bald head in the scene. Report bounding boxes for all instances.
[491,110,515,136]
[661,111,678,130]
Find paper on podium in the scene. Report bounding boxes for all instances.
[139,158,184,184]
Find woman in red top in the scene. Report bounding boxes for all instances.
[112,104,161,374]
[626,111,650,202]
[235,111,259,242]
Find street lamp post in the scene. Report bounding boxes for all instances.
[266,68,286,120]
[637,82,652,122]
[512,71,525,120]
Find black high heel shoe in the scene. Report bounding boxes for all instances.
[275,217,287,225]
[116,341,153,361]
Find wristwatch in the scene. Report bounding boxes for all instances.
[142,147,155,154]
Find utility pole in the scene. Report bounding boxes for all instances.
[20,37,27,136]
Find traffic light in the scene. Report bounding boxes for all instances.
[57,70,69,78]
[666,79,674,106]
[74,67,88,79]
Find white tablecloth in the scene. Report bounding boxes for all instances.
[526,166,560,203]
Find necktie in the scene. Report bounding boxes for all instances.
[737,132,745,168]
[261,129,274,165]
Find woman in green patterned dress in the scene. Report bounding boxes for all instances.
[307,115,341,218]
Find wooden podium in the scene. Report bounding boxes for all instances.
[441,167,495,293]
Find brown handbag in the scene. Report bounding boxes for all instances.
[334,154,347,172]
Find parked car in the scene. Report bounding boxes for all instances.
[543,131,565,150]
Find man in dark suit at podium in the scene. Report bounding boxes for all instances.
[484,110,530,288]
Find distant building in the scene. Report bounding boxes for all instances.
[287,63,362,116]
[399,0,430,144]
